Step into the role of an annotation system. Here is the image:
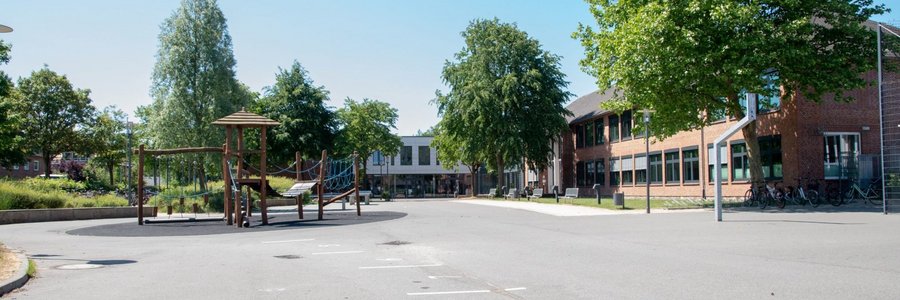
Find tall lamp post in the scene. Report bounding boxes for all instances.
[126,121,134,204]
[641,109,655,214]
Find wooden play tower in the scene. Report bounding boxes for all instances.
[212,109,280,226]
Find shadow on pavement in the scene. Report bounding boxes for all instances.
[66,211,407,237]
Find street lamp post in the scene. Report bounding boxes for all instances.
[641,109,655,214]
[126,121,133,204]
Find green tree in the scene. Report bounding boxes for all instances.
[575,0,887,184]
[431,124,484,196]
[145,0,250,184]
[252,61,337,163]
[436,18,572,190]
[15,67,94,178]
[83,106,129,186]
[0,39,27,168]
[336,98,402,187]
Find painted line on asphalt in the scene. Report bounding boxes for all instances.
[406,287,526,296]
[261,239,314,244]
[312,251,364,255]
[376,258,403,261]
[427,275,462,279]
[359,263,443,270]
[317,244,341,247]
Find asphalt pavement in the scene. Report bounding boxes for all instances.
[1,199,899,299]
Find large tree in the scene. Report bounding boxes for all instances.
[575,0,888,185]
[335,98,402,187]
[83,106,129,186]
[435,18,572,191]
[0,39,26,168]
[16,67,95,178]
[431,124,484,197]
[145,0,250,183]
[252,61,337,163]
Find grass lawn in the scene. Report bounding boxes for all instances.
[478,196,744,210]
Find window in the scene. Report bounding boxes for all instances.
[707,144,728,182]
[649,153,663,183]
[634,154,647,184]
[595,120,605,145]
[731,142,749,181]
[585,160,595,186]
[401,146,412,165]
[595,159,605,186]
[576,161,586,186]
[665,151,680,184]
[575,125,585,149]
[391,156,395,166]
[760,135,783,179]
[683,149,700,182]
[759,72,781,112]
[609,115,620,142]
[32,161,39,172]
[372,150,384,166]
[824,133,860,179]
[709,100,727,122]
[13,164,18,170]
[609,157,620,186]
[418,146,431,165]
[621,156,633,185]
[621,110,633,139]
[23,162,29,171]
[586,121,595,146]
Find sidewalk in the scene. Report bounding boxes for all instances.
[453,199,705,216]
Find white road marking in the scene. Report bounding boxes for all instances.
[311,251,364,255]
[406,287,526,296]
[427,275,462,279]
[261,239,314,244]
[376,258,403,261]
[359,263,443,270]
[317,244,340,247]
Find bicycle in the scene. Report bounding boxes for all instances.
[841,179,883,206]
[744,181,784,209]
[782,177,820,207]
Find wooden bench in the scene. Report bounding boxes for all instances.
[527,188,543,201]
[484,188,498,198]
[504,188,518,200]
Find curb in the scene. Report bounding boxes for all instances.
[0,252,30,296]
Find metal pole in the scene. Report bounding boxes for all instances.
[645,113,650,214]
[878,24,887,215]
[126,122,133,204]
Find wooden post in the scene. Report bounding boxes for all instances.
[354,152,361,216]
[318,150,326,220]
[137,144,145,225]
[224,129,233,225]
[237,127,244,179]
[260,127,269,225]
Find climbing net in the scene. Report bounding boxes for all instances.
[239,156,356,192]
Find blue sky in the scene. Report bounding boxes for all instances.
[1,1,898,135]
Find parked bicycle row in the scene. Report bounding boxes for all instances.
[743,177,883,209]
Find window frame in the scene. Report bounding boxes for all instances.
[664,150,680,184]
[649,152,663,184]
[682,147,700,183]
[609,115,620,142]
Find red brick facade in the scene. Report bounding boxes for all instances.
[0,155,45,179]
[561,72,882,199]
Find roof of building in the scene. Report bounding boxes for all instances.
[565,88,620,125]
[211,109,280,127]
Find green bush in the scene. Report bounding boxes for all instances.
[0,180,128,210]
[0,182,68,209]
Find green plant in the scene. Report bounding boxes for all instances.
[27,259,36,278]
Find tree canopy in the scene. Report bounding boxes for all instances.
[575,0,887,183]
[336,98,402,182]
[83,106,129,186]
[252,61,337,162]
[145,0,249,150]
[435,18,572,189]
[15,67,95,178]
[0,39,26,168]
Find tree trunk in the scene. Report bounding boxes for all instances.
[496,155,505,196]
[199,164,208,192]
[107,162,115,186]
[741,121,766,188]
[43,152,52,179]
[468,163,479,197]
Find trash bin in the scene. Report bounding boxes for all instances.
[613,192,625,207]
